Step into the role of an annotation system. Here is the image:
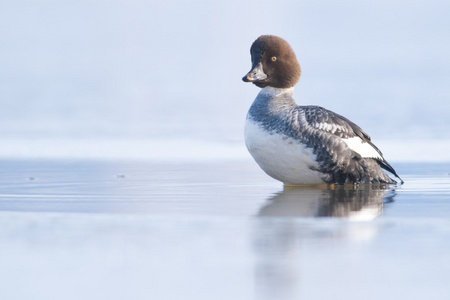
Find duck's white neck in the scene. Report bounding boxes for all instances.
[259,86,294,97]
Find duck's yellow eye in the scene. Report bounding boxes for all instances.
[271,56,277,62]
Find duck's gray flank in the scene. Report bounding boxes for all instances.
[247,88,400,184]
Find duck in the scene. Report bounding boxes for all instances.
[242,35,403,185]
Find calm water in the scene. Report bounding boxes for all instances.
[0,159,449,300]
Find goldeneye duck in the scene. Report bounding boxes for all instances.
[242,35,403,185]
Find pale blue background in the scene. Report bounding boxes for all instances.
[0,0,449,158]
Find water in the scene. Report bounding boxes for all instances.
[1,159,449,300]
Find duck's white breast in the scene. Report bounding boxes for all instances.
[244,118,325,185]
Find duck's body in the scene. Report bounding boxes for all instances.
[243,35,402,185]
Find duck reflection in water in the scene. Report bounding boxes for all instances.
[253,184,396,299]
[258,184,396,220]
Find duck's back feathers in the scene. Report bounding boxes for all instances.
[302,106,371,141]
[298,106,402,184]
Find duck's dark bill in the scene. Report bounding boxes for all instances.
[242,62,267,82]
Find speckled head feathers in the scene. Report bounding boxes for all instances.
[243,35,301,89]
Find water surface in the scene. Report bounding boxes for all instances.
[0,160,449,300]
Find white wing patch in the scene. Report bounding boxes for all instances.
[342,137,382,160]
[312,122,338,134]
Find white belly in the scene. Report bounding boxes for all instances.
[245,118,325,185]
